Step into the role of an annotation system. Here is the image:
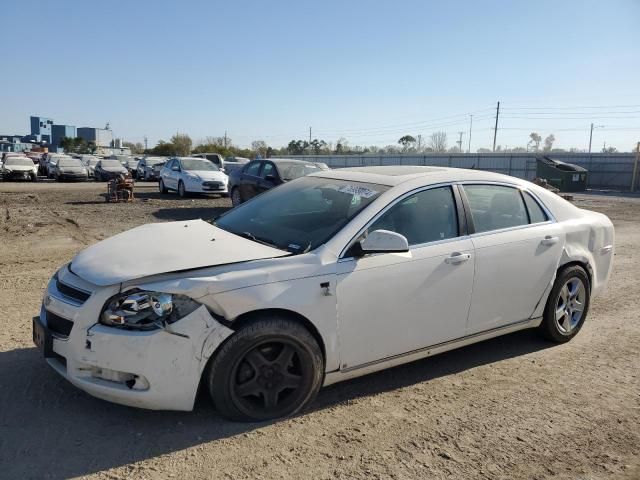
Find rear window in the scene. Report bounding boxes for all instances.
[523,192,548,224]
[100,160,122,168]
[463,185,528,233]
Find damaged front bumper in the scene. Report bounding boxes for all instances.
[34,271,233,411]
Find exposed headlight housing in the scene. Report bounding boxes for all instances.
[100,290,201,331]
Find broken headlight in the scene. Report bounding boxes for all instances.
[100,290,201,331]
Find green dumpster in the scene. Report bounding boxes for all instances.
[536,156,588,192]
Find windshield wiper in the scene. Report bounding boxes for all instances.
[236,231,281,249]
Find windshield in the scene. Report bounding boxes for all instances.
[181,159,219,171]
[145,157,165,166]
[58,158,83,167]
[214,176,388,253]
[277,162,322,180]
[100,160,122,168]
[5,157,33,167]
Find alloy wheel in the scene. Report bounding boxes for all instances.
[555,276,586,334]
[231,188,242,206]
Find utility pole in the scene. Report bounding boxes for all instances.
[457,131,464,152]
[588,123,604,153]
[631,142,640,191]
[309,126,312,144]
[224,131,228,148]
[468,114,473,153]
[144,136,148,151]
[492,101,500,152]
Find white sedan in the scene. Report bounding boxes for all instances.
[159,157,229,197]
[33,166,614,421]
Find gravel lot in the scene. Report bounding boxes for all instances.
[0,181,638,480]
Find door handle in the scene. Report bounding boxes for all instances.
[540,235,559,246]
[445,252,471,264]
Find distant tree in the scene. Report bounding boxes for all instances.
[543,134,555,152]
[149,140,177,156]
[602,146,618,153]
[335,137,349,154]
[428,131,447,152]
[509,147,527,153]
[477,147,492,153]
[123,141,144,154]
[527,132,542,151]
[309,138,327,155]
[251,140,268,157]
[287,140,309,155]
[171,134,192,156]
[448,146,462,153]
[266,146,275,158]
[398,135,416,152]
[60,137,92,154]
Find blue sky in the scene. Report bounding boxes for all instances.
[1,0,639,151]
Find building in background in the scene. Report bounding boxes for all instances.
[29,116,53,143]
[77,127,113,148]
[51,124,77,148]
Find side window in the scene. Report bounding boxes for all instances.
[245,161,261,176]
[523,191,548,224]
[463,185,528,233]
[260,162,275,179]
[369,186,459,246]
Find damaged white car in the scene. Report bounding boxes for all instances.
[33,166,614,421]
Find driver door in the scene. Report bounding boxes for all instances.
[335,185,475,370]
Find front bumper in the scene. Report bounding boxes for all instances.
[188,181,229,194]
[2,170,34,180]
[58,173,88,181]
[35,269,233,411]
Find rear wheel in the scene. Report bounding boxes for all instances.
[206,317,323,422]
[231,187,242,207]
[540,265,590,343]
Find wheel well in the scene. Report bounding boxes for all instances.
[557,260,592,287]
[231,308,326,365]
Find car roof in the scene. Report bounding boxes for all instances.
[261,158,322,165]
[309,165,524,187]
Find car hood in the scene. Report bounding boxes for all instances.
[186,170,227,181]
[3,164,34,171]
[101,166,126,172]
[70,219,288,286]
[59,166,86,172]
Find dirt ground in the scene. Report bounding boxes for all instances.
[0,181,638,480]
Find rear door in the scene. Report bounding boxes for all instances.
[461,184,564,334]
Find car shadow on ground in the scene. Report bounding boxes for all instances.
[1,329,552,479]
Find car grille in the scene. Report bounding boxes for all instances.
[203,181,223,190]
[56,277,91,304]
[46,311,74,337]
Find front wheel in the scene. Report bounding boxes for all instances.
[159,179,168,194]
[178,180,187,198]
[206,317,324,422]
[540,265,590,343]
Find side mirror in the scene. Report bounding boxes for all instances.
[353,229,409,257]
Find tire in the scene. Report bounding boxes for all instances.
[159,179,168,194]
[206,316,324,422]
[231,187,242,207]
[31,173,37,182]
[178,180,187,198]
[540,265,590,343]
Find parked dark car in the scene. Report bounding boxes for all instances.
[228,158,328,206]
[53,156,89,181]
[95,159,128,181]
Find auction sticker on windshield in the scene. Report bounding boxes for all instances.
[338,185,379,198]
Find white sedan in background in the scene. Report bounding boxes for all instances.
[33,166,613,421]
[159,157,229,197]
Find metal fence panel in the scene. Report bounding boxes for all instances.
[284,153,637,190]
